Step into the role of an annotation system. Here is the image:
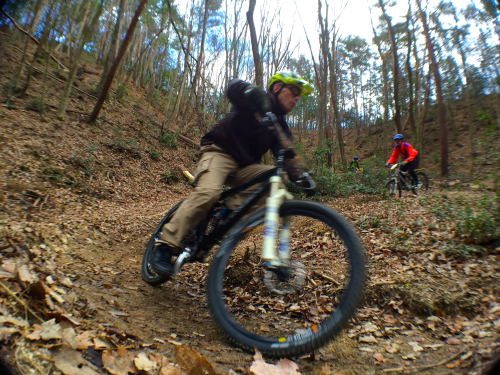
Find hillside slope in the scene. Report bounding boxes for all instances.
[1,32,498,375]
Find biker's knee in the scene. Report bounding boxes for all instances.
[193,186,221,206]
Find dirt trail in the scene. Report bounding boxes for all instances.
[32,184,496,374]
[50,185,370,373]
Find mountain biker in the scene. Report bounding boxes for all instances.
[348,156,361,172]
[385,134,420,187]
[152,72,314,276]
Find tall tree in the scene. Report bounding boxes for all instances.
[247,0,263,86]
[88,0,148,123]
[416,0,448,176]
[378,0,403,133]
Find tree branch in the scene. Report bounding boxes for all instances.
[1,10,69,72]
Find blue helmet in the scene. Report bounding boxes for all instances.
[353,156,359,160]
[393,134,404,140]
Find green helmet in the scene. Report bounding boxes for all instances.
[268,71,314,96]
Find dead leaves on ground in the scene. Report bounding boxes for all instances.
[0,253,220,375]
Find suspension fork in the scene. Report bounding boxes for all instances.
[262,175,293,268]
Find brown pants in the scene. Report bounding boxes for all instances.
[159,145,273,248]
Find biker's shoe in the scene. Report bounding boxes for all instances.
[151,243,176,276]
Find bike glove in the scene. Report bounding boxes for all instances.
[284,158,306,182]
[398,161,407,167]
[244,85,272,116]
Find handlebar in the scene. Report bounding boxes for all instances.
[260,113,316,195]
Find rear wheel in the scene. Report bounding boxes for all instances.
[207,200,366,357]
[141,201,182,286]
[416,171,430,191]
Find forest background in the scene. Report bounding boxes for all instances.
[1,0,499,178]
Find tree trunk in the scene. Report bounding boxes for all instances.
[98,0,126,91]
[58,1,103,119]
[378,0,402,133]
[416,0,448,176]
[329,36,346,168]
[405,6,416,136]
[88,0,148,123]
[247,0,263,86]
[369,13,390,124]
[192,0,209,98]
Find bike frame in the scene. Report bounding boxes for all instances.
[389,163,413,190]
[175,152,296,274]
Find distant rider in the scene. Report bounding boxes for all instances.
[348,156,361,172]
[385,134,420,187]
[152,72,314,276]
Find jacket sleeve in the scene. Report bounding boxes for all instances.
[387,147,399,164]
[226,79,253,111]
[404,144,419,162]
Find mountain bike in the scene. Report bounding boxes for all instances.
[141,113,366,357]
[385,163,429,197]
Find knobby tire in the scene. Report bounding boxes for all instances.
[206,200,366,357]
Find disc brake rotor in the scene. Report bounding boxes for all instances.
[263,260,306,295]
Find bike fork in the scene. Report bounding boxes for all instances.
[262,176,293,270]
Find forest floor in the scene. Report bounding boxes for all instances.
[0,33,499,375]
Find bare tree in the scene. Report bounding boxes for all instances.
[416,0,448,176]
[378,0,403,133]
[88,0,148,123]
[247,0,263,86]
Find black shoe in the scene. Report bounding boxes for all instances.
[151,243,175,276]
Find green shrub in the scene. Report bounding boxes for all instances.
[158,133,177,148]
[106,138,141,158]
[426,194,499,248]
[115,84,130,101]
[25,98,46,113]
[312,165,387,198]
[456,197,499,245]
[160,170,181,184]
[41,166,63,183]
[149,150,160,161]
[440,242,481,258]
[69,152,94,176]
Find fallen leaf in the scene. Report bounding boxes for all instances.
[359,334,377,343]
[17,264,37,283]
[93,335,113,349]
[33,319,63,340]
[249,349,301,375]
[446,337,461,345]
[408,341,423,352]
[175,345,220,375]
[134,352,156,372]
[363,322,378,333]
[160,364,186,375]
[385,343,400,354]
[102,347,136,375]
[53,347,100,375]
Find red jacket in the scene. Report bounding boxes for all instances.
[387,142,419,164]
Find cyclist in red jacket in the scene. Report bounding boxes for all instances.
[385,134,420,187]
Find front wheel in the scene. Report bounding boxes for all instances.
[386,178,401,197]
[141,201,182,286]
[207,200,366,357]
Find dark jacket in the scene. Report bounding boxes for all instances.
[201,79,292,166]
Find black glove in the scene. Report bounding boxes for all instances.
[284,158,305,182]
[385,163,391,168]
[244,85,271,116]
